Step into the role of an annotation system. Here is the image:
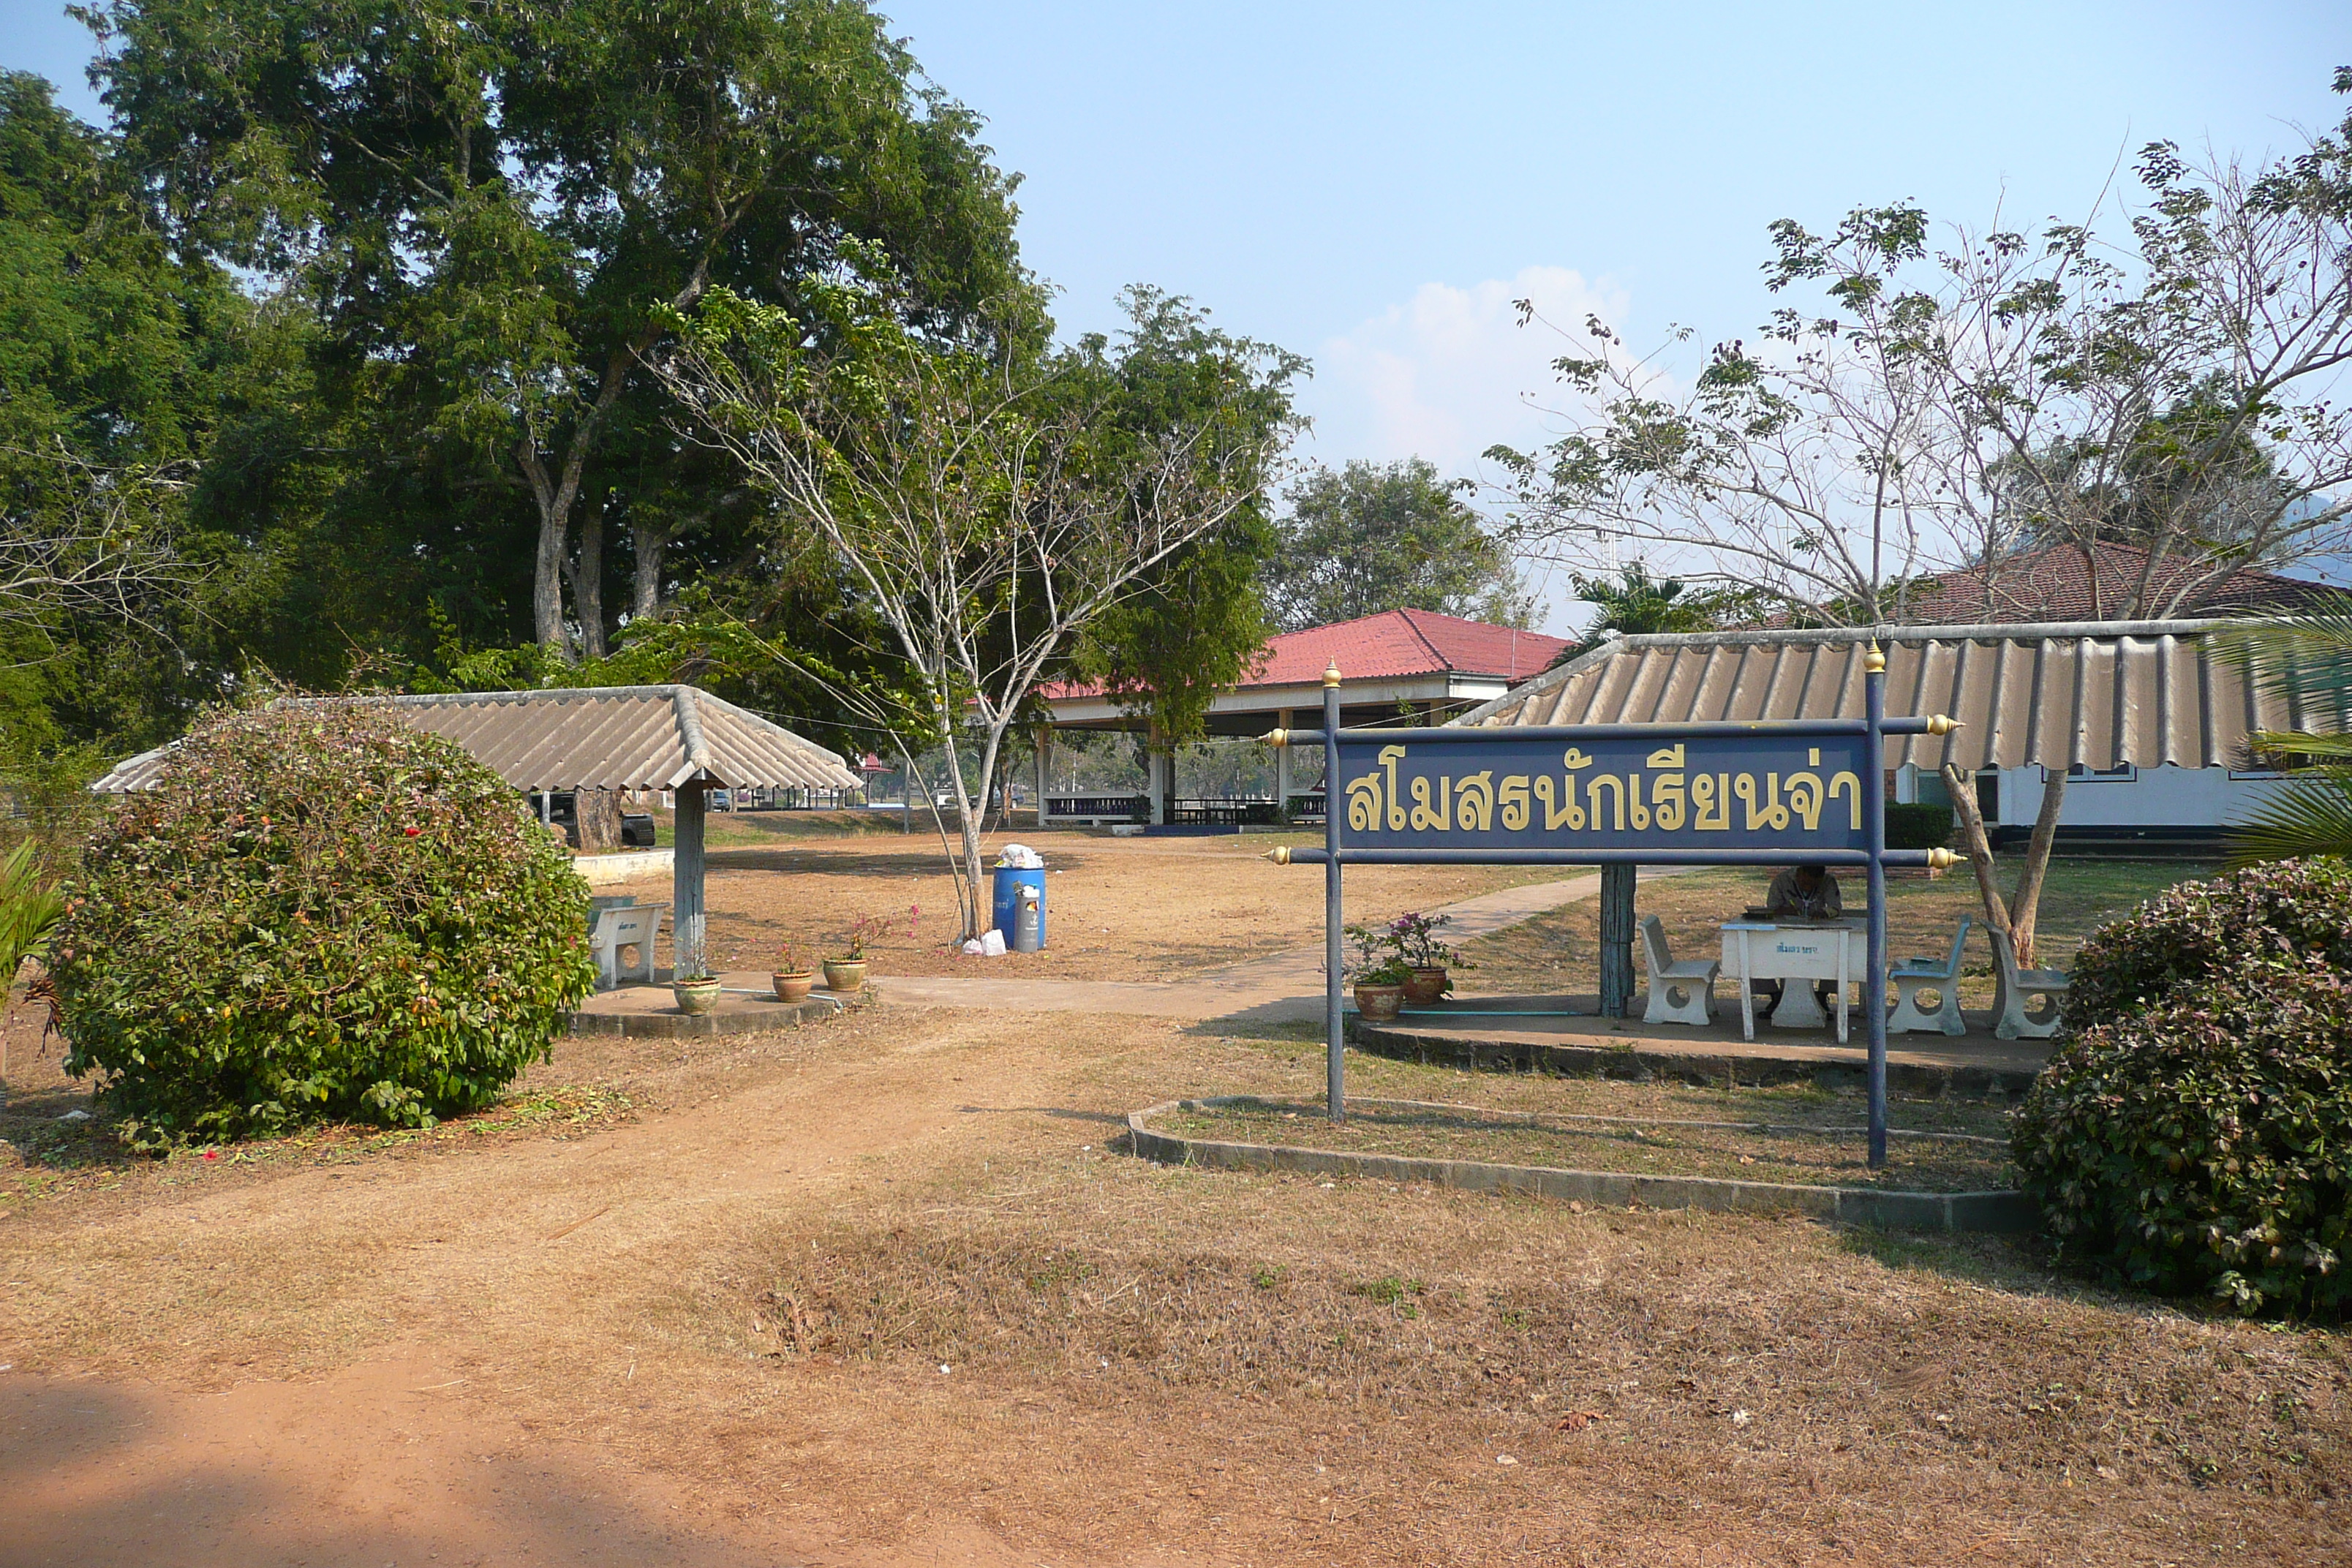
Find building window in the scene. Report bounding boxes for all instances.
[2047,763,2137,783]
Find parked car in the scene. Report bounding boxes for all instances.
[619,811,657,848]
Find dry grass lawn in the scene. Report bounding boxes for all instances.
[611,826,1569,981]
[3,981,2346,1566]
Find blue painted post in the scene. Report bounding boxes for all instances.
[1324,663,1346,1124]
[1864,644,1889,1169]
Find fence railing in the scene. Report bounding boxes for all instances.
[1047,794,1150,820]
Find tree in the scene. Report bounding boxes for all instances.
[82,0,1033,661]
[653,272,1291,938]
[1064,289,1304,749]
[1489,68,2352,965]
[1262,458,1529,633]
[1555,564,1762,665]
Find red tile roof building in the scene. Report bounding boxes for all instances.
[1899,541,2323,625]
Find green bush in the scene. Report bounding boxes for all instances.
[2062,856,2352,1031]
[2010,860,2352,1316]
[1884,801,1953,850]
[52,702,595,1143]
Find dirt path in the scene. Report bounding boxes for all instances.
[2,1011,1074,1566]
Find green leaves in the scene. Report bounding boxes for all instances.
[50,701,595,1143]
[2013,859,2352,1317]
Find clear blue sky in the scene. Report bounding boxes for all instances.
[8,0,2351,611]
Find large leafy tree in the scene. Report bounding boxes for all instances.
[1262,457,1529,633]
[1065,288,1305,747]
[81,0,1035,662]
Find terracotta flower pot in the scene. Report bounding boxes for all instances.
[822,958,868,993]
[1403,966,1449,1004]
[1352,982,1405,1023]
[672,977,723,1016]
[772,971,816,1003]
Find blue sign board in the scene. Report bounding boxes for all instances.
[1334,731,1871,856]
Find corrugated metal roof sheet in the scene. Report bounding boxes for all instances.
[90,686,865,794]
[1041,608,1569,700]
[1452,619,2303,771]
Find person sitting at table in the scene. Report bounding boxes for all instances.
[1754,863,1842,1015]
[1766,862,1842,919]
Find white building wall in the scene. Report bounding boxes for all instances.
[1988,764,2293,829]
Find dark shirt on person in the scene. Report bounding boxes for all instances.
[1765,867,1842,920]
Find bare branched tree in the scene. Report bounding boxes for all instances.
[1488,77,2352,963]
[653,282,1284,938]
[0,440,200,638]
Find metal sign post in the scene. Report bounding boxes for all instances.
[1268,653,1956,1167]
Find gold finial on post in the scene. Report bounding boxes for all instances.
[1262,727,1289,747]
[1864,642,1887,674]
[1925,714,1962,736]
[1264,845,1292,865]
[1926,847,1959,871]
[1322,662,1342,688]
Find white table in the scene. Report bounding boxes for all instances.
[1720,920,1859,1042]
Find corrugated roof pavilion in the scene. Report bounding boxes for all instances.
[1455,618,2308,772]
[92,686,864,795]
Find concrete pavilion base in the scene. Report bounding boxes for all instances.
[1355,994,2050,1099]
[568,970,875,1039]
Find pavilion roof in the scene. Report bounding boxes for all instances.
[91,686,864,795]
[1453,618,2326,772]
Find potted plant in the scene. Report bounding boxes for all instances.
[672,970,723,1015]
[1343,924,1411,1023]
[772,938,816,1003]
[1388,911,1469,1004]
[824,905,919,993]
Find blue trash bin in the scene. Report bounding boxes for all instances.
[990,864,1047,950]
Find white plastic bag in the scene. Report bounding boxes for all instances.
[960,938,985,956]
[995,843,1045,869]
[979,928,1009,957]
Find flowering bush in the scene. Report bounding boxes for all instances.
[50,702,595,1144]
[2010,860,2352,1317]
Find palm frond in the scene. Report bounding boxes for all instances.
[2225,771,2352,868]
[2217,595,2352,731]
[2246,728,2352,764]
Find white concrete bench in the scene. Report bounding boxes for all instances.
[1991,927,2068,1040]
[1889,916,1971,1037]
[590,902,668,990]
[1640,915,1720,1027]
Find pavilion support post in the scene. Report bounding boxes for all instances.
[1323,667,1344,1123]
[1865,647,1890,1170]
[1033,725,1052,829]
[674,779,708,979]
[1598,863,1636,1018]
[1274,707,1293,820]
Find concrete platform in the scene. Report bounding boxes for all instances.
[1357,995,2049,1098]
[567,970,872,1039]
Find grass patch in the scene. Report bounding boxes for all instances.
[1153,1094,2014,1192]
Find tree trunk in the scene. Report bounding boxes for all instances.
[567,500,608,660]
[1942,762,2015,946]
[573,788,623,853]
[632,512,669,620]
[2008,769,2068,968]
[530,484,572,658]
